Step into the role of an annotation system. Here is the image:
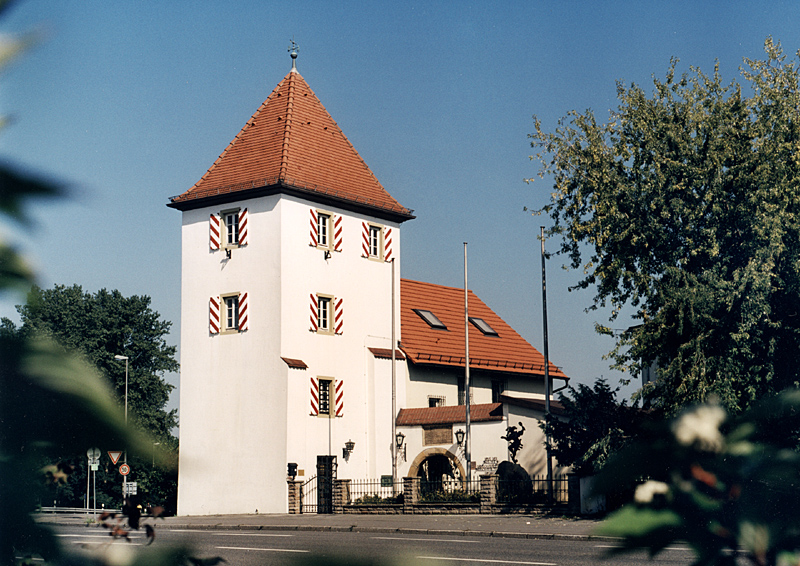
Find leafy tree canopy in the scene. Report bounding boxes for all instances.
[13,284,179,440]
[529,38,800,414]
[541,379,643,476]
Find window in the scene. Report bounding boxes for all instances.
[470,317,498,336]
[310,377,341,418]
[224,295,239,331]
[318,378,332,416]
[317,213,330,248]
[414,309,447,330]
[369,225,381,257]
[311,209,340,251]
[428,396,445,408]
[225,211,239,246]
[317,296,331,332]
[210,208,247,250]
[491,380,506,403]
[457,377,473,405]
[210,292,248,334]
[362,222,387,260]
[310,293,342,335]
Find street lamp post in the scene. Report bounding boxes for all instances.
[114,355,129,499]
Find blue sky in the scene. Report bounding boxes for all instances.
[2,1,799,413]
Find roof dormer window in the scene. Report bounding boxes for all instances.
[414,309,447,330]
[469,317,498,336]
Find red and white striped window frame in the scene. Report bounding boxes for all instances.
[309,377,343,417]
[309,208,342,252]
[209,292,248,334]
[309,293,343,335]
[361,222,392,262]
[210,208,248,250]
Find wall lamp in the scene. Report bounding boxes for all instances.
[395,431,406,462]
[342,439,356,461]
[455,429,465,445]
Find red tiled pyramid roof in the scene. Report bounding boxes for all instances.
[400,279,568,380]
[396,403,504,426]
[169,70,412,219]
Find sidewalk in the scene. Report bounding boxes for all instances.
[36,512,613,542]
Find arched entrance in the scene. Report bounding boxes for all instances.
[407,447,466,486]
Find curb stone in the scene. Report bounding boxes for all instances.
[37,516,617,543]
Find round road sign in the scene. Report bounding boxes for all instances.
[119,464,130,476]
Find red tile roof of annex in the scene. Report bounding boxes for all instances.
[400,279,568,380]
[169,69,412,218]
[396,403,504,426]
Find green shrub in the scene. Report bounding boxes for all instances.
[419,489,479,504]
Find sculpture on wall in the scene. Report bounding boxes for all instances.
[502,422,526,464]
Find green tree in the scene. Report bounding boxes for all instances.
[529,38,800,414]
[6,285,180,509]
[595,393,800,566]
[15,284,179,439]
[541,379,643,476]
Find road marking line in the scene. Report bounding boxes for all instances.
[373,537,480,543]
[57,535,144,541]
[216,546,309,553]
[213,533,293,537]
[418,557,555,565]
[71,542,143,547]
[190,532,292,537]
[594,544,691,552]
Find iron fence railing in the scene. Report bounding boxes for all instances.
[348,478,404,505]
[419,477,481,504]
[496,474,569,505]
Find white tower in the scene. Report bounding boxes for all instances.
[169,53,414,515]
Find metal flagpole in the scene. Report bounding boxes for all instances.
[391,258,397,492]
[540,227,553,501]
[464,242,471,484]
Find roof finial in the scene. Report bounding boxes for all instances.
[288,38,298,72]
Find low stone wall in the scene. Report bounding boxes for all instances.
[342,505,404,514]
[296,474,581,515]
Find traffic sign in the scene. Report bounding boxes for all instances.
[124,482,137,495]
[108,451,122,465]
[119,464,130,476]
[86,447,100,460]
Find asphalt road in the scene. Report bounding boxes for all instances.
[51,524,698,566]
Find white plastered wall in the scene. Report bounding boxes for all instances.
[279,196,403,483]
[177,195,287,515]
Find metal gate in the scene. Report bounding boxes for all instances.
[301,455,337,514]
[300,475,317,514]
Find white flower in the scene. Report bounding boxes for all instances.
[672,404,727,452]
[634,480,670,504]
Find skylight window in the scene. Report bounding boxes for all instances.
[414,309,447,330]
[469,317,498,336]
